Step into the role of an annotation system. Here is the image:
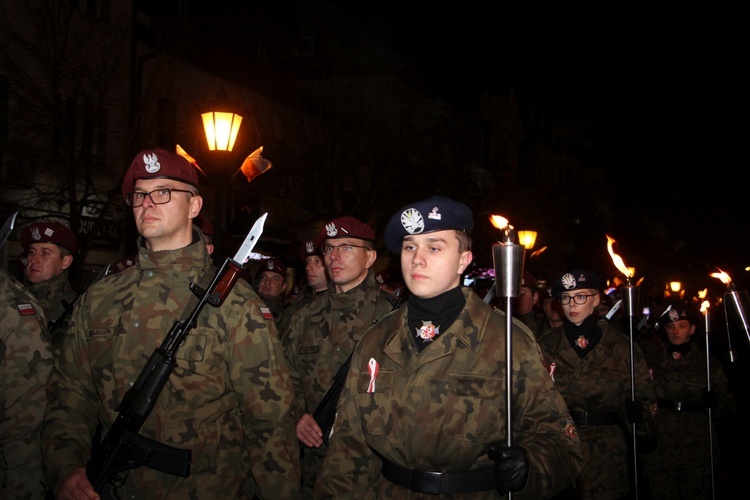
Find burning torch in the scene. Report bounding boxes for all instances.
[606,235,640,497]
[490,216,525,464]
[709,269,750,362]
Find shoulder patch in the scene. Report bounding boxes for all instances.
[260,306,274,321]
[17,302,36,316]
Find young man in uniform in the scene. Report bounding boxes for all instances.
[283,215,394,498]
[254,256,288,325]
[41,148,300,499]
[0,268,52,499]
[316,196,583,498]
[20,220,79,347]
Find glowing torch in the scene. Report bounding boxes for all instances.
[606,234,640,495]
[490,215,525,462]
[709,269,750,361]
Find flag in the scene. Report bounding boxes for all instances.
[176,144,207,177]
[238,146,272,183]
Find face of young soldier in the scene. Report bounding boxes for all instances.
[664,319,695,345]
[132,178,202,252]
[25,243,72,284]
[513,286,538,315]
[305,255,328,292]
[559,289,600,326]
[400,230,472,299]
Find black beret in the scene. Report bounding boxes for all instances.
[659,306,698,326]
[384,196,474,253]
[551,268,600,296]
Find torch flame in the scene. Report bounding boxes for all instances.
[489,215,510,230]
[698,288,708,300]
[700,300,710,314]
[709,268,732,285]
[606,235,633,278]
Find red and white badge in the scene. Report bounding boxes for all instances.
[576,336,589,349]
[416,321,439,342]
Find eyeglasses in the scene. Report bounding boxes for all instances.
[321,244,372,255]
[124,188,195,207]
[558,294,597,305]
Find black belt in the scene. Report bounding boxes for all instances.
[381,458,496,494]
[569,410,619,426]
[658,399,704,413]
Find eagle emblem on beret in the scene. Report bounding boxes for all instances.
[143,152,161,173]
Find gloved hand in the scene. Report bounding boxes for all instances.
[625,400,643,424]
[703,390,718,409]
[487,443,529,495]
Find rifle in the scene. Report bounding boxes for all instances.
[85,213,267,499]
[313,291,403,445]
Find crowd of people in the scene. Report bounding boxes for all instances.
[1,147,744,499]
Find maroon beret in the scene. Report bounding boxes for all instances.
[323,215,375,242]
[20,222,78,253]
[194,214,215,236]
[256,256,286,279]
[122,148,199,197]
[299,228,325,260]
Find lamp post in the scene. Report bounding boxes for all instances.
[201,90,243,259]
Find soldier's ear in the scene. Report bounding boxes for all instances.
[61,254,73,270]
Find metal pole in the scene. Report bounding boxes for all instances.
[491,229,525,500]
[621,280,640,499]
[704,311,715,500]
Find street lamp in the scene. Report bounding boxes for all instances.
[201,90,244,259]
[517,230,537,250]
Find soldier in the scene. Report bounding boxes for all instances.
[0,268,52,499]
[537,268,657,499]
[316,196,583,498]
[41,148,300,499]
[278,235,329,333]
[253,256,288,324]
[511,270,545,338]
[639,305,736,498]
[20,220,79,348]
[283,215,395,498]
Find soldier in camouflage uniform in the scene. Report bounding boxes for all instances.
[283,216,395,498]
[316,196,583,499]
[537,268,657,500]
[1,268,52,499]
[253,256,289,326]
[278,236,329,334]
[639,306,736,499]
[20,221,79,349]
[41,148,300,499]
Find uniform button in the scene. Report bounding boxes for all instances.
[134,321,140,327]
[146,271,154,277]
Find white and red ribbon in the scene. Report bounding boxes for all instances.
[367,357,379,393]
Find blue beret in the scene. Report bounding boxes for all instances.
[384,196,474,253]
[551,268,600,296]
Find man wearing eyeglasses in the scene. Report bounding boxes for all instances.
[537,268,657,499]
[41,148,300,499]
[282,215,395,498]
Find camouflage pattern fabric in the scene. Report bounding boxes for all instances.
[1,268,52,499]
[26,269,77,347]
[277,286,325,340]
[316,288,583,499]
[515,309,545,339]
[537,318,657,499]
[282,270,394,498]
[639,338,736,498]
[41,231,301,499]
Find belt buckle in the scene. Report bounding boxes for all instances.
[413,471,442,494]
[675,402,683,412]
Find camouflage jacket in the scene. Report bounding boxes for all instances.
[537,318,657,499]
[26,269,77,346]
[41,230,301,499]
[316,288,583,499]
[1,269,52,499]
[639,338,736,468]
[282,270,393,418]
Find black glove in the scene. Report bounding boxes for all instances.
[625,400,643,424]
[703,390,718,409]
[487,443,529,495]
